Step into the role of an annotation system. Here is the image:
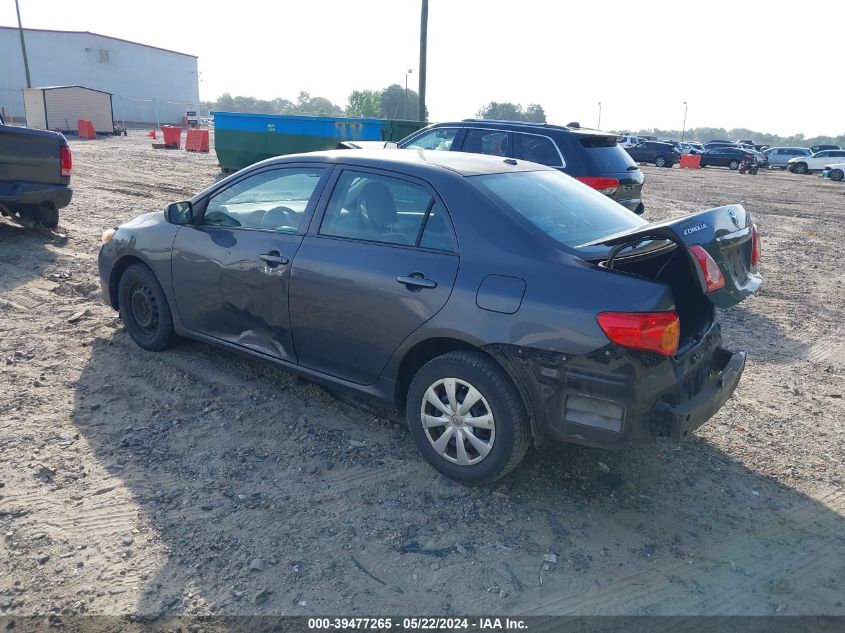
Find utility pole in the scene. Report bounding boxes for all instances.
[597,101,602,130]
[404,68,412,120]
[15,0,32,88]
[418,0,428,123]
[681,101,688,142]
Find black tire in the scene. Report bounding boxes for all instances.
[829,168,843,182]
[793,162,808,174]
[117,263,178,351]
[729,160,740,170]
[37,205,59,229]
[406,351,531,484]
[654,156,667,167]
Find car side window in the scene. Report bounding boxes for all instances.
[403,128,458,151]
[418,202,454,251]
[203,168,324,232]
[463,129,509,157]
[513,134,562,166]
[815,151,829,157]
[320,170,448,248]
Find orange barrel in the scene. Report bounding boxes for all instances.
[160,126,182,149]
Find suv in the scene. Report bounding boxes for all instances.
[625,141,680,167]
[788,149,845,174]
[810,144,841,153]
[398,120,645,214]
[762,147,812,169]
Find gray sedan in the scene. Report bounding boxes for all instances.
[98,150,761,482]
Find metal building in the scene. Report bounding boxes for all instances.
[23,85,114,133]
[0,26,199,125]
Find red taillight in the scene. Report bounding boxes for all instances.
[750,223,761,269]
[597,311,680,357]
[688,245,725,292]
[576,176,620,195]
[60,145,72,178]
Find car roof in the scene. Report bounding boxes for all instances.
[267,149,554,177]
[429,119,615,139]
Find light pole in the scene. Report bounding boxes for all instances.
[15,0,32,89]
[597,101,602,130]
[418,0,428,123]
[681,101,688,142]
[404,69,413,120]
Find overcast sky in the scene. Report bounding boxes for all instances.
[2,0,842,136]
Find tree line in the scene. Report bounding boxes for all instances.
[202,85,428,121]
[202,93,842,148]
[201,91,548,124]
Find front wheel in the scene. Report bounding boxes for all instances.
[655,156,667,167]
[793,162,808,174]
[830,168,844,182]
[118,263,178,351]
[729,160,740,170]
[406,351,530,484]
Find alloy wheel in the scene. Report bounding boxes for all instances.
[420,377,496,466]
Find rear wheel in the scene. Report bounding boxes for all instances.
[406,351,530,484]
[793,162,808,174]
[830,168,844,181]
[37,205,59,229]
[729,160,740,170]
[655,156,667,167]
[118,263,178,351]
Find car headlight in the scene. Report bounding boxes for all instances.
[101,228,116,244]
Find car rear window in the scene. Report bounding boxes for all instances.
[469,170,646,249]
[578,136,639,173]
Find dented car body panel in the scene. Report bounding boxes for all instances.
[98,150,760,451]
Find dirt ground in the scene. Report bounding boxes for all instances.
[1,134,843,618]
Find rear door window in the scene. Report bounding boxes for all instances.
[580,135,639,172]
[513,134,563,166]
[320,170,453,251]
[462,129,511,157]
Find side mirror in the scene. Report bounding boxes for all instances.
[165,201,194,225]
[384,141,399,149]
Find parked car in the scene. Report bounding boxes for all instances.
[788,149,845,174]
[678,142,703,155]
[625,141,680,167]
[399,120,645,214]
[810,144,841,153]
[617,134,641,148]
[98,150,761,482]
[0,111,73,229]
[762,147,812,169]
[822,163,845,181]
[700,147,758,170]
[703,141,739,151]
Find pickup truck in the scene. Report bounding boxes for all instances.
[0,112,73,229]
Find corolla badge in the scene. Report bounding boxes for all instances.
[683,223,708,236]
[729,208,740,227]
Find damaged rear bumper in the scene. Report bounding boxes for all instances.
[486,322,746,450]
[653,348,745,440]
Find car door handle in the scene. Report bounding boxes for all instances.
[260,252,289,266]
[397,273,437,289]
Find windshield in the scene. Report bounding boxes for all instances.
[469,170,646,250]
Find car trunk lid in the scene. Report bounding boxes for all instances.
[583,204,761,308]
